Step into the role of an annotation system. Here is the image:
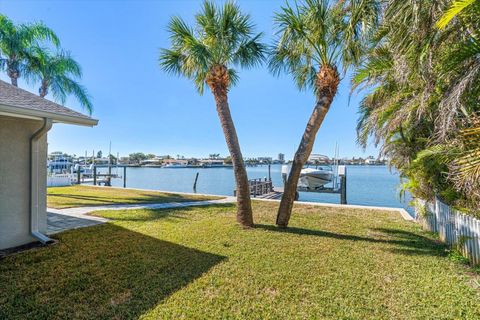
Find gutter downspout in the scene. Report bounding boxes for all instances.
[30,118,54,244]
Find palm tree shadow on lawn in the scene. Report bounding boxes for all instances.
[0,224,225,319]
[48,192,209,207]
[255,224,447,258]
[99,203,235,222]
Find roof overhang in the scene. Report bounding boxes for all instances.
[0,103,98,127]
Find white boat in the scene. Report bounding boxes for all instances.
[72,164,95,175]
[48,156,73,174]
[298,167,333,189]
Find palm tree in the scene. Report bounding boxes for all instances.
[27,48,93,114]
[159,1,265,227]
[270,0,379,227]
[0,14,59,86]
[353,0,480,212]
[438,0,480,205]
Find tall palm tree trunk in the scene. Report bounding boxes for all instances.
[8,70,18,87]
[39,80,48,97]
[7,60,19,87]
[208,66,254,227]
[276,65,339,227]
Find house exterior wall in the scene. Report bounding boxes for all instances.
[0,115,47,250]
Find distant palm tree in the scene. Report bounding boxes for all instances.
[0,14,59,86]
[27,48,92,114]
[159,1,265,227]
[270,0,379,227]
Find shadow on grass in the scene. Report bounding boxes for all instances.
[47,191,214,208]
[255,224,447,258]
[98,203,235,222]
[372,227,446,257]
[0,224,225,319]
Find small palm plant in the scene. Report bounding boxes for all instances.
[452,121,480,201]
[270,0,379,227]
[0,14,59,86]
[159,1,265,227]
[27,48,92,114]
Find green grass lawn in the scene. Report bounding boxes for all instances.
[1,201,479,319]
[47,185,220,208]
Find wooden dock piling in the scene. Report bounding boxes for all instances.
[193,172,199,192]
[123,166,127,188]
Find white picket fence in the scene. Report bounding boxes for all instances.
[416,198,480,265]
[47,174,74,187]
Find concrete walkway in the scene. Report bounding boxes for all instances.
[46,197,235,235]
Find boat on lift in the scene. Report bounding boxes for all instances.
[298,167,333,190]
[281,163,334,190]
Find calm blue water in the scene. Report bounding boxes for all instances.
[105,165,413,213]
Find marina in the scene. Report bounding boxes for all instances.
[83,164,413,213]
[46,155,412,213]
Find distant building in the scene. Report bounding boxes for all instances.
[93,157,110,165]
[199,158,226,167]
[365,156,380,165]
[140,158,163,166]
[257,157,272,164]
[162,158,189,166]
[278,153,285,163]
[118,157,131,164]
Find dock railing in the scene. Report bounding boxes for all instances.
[416,197,480,266]
[234,178,273,198]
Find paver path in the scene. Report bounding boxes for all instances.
[47,197,235,234]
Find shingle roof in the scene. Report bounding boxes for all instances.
[0,80,98,126]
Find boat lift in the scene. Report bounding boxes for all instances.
[237,163,348,205]
[281,165,347,204]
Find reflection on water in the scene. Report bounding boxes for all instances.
[103,165,412,213]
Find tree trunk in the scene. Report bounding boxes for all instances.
[8,72,18,87]
[7,62,19,87]
[276,65,340,228]
[39,80,48,97]
[207,65,254,227]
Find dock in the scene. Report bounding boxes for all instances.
[238,166,348,204]
[256,189,283,199]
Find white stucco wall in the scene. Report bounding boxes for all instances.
[0,115,47,250]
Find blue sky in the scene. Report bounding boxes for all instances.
[1,0,378,160]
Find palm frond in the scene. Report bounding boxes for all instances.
[352,46,393,90]
[232,33,266,68]
[21,21,60,47]
[59,77,93,114]
[436,0,476,29]
[441,36,480,74]
[269,0,380,94]
[159,49,185,76]
[450,119,480,199]
[0,15,60,81]
[159,0,265,94]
